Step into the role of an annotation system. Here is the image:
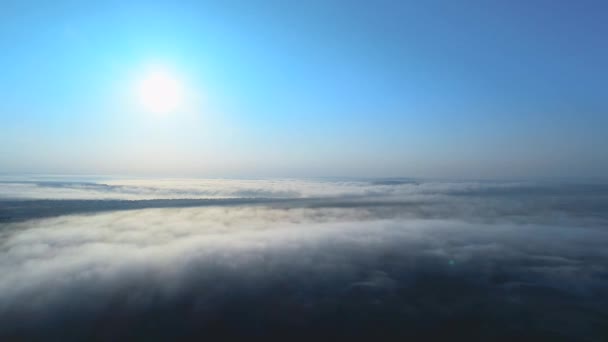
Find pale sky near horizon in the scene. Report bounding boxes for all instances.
[1,0,607,180]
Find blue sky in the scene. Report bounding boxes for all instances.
[1,0,606,179]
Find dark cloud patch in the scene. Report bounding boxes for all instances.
[369,178,420,186]
[0,198,286,223]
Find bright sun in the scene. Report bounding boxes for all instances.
[137,68,184,114]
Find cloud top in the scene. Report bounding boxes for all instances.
[1,178,607,339]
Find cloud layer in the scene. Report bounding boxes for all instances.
[0,176,531,200]
[0,179,607,340]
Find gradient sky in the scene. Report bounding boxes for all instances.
[1,0,607,179]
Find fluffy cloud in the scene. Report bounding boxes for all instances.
[1,200,607,339]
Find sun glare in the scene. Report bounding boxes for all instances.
[136,68,184,114]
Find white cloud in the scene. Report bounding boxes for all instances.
[1,205,606,318]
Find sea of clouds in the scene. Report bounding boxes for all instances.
[0,178,607,340]
[0,175,531,200]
